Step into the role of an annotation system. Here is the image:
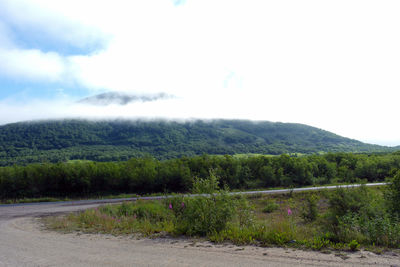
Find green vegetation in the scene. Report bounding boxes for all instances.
[0,119,395,166]
[262,198,279,213]
[323,182,400,248]
[300,193,319,222]
[384,170,400,215]
[46,174,250,237]
[45,174,400,250]
[1,152,400,201]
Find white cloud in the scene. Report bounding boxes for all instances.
[0,96,399,146]
[0,0,109,48]
[0,0,400,145]
[0,0,107,83]
[0,48,66,81]
[2,0,399,98]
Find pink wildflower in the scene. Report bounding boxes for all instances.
[169,203,173,209]
[287,208,292,215]
[181,202,185,208]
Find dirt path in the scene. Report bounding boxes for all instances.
[0,202,399,266]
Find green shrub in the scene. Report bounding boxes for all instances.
[323,186,375,243]
[325,185,373,230]
[262,198,279,213]
[235,195,255,228]
[310,235,331,250]
[360,214,400,247]
[334,213,364,243]
[348,240,360,251]
[301,194,319,222]
[327,185,370,219]
[173,172,237,236]
[321,183,400,246]
[385,170,400,216]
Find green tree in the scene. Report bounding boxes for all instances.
[385,170,400,215]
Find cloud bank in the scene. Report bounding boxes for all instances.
[1,93,399,146]
[0,0,399,146]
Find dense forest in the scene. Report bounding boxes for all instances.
[1,152,400,199]
[0,119,395,166]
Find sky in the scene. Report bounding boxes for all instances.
[0,0,399,146]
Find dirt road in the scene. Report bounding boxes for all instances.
[0,201,399,266]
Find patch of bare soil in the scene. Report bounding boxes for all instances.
[1,217,399,267]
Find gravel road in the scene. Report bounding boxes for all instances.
[0,191,399,266]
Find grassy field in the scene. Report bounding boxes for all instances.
[43,176,400,253]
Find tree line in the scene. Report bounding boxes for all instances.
[1,152,400,200]
[1,119,395,166]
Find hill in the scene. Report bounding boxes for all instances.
[0,119,394,166]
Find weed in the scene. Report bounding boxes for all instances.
[301,194,319,222]
[310,235,331,250]
[348,240,360,251]
[43,184,400,252]
[262,198,279,213]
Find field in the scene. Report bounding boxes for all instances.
[44,171,400,252]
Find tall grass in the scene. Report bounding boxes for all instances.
[45,171,400,250]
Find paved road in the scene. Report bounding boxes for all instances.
[0,182,388,210]
[0,182,398,267]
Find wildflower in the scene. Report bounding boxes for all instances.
[287,208,292,215]
[181,202,185,208]
[169,203,173,209]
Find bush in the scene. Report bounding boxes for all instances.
[360,213,400,247]
[335,213,364,243]
[310,235,331,250]
[348,240,360,251]
[173,172,237,236]
[323,185,381,243]
[385,170,400,216]
[325,185,371,226]
[262,198,279,213]
[235,195,255,228]
[321,183,400,247]
[301,194,319,222]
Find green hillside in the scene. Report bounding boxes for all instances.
[0,119,394,166]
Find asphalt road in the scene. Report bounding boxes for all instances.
[0,182,388,210]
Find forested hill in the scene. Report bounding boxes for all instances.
[0,119,394,166]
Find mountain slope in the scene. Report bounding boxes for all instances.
[0,119,394,165]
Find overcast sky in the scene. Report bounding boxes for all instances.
[0,0,399,146]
